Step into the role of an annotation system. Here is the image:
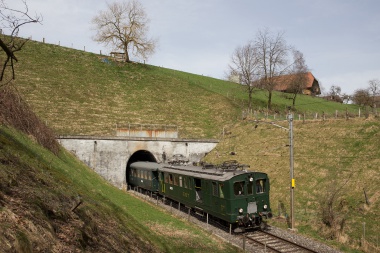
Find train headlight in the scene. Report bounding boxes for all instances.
[249,177,253,182]
[263,204,268,210]
[239,208,244,214]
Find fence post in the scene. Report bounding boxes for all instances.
[363,222,366,241]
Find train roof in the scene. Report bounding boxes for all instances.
[130,161,268,181]
[130,161,161,171]
[160,164,252,181]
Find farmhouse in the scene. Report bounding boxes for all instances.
[272,72,321,96]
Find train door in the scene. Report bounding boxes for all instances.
[194,178,202,202]
[152,171,159,191]
[160,172,165,193]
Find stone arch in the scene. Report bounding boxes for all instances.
[125,150,157,184]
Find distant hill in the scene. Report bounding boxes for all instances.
[15,39,359,138]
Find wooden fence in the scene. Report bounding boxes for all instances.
[242,108,379,122]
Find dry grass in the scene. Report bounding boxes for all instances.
[203,117,380,251]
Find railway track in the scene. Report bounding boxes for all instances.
[244,230,319,253]
[130,188,331,253]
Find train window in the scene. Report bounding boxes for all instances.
[234,181,245,195]
[219,183,224,198]
[194,178,202,202]
[183,176,188,188]
[179,176,183,187]
[256,179,266,193]
[164,173,169,183]
[173,175,178,186]
[212,182,218,196]
[248,181,253,195]
[169,174,173,184]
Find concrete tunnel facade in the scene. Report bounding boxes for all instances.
[58,136,218,189]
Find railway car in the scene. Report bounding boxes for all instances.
[128,161,160,192]
[128,160,272,232]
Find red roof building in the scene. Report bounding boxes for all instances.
[272,72,321,96]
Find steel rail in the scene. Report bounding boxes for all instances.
[245,230,319,253]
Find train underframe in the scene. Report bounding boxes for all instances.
[234,212,272,233]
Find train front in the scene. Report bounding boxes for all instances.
[230,172,272,232]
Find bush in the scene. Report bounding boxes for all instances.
[0,85,59,155]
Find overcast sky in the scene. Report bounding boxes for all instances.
[10,0,380,95]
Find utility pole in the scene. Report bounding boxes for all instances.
[251,114,296,230]
[288,112,295,230]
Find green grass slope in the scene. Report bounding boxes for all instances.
[9,39,375,252]
[15,41,240,138]
[0,125,240,252]
[203,118,380,252]
[15,39,359,138]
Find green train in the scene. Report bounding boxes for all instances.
[128,160,272,232]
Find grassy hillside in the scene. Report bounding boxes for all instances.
[0,125,240,252]
[203,118,380,252]
[8,39,378,252]
[14,39,359,138]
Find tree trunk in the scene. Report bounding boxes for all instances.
[248,90,253,110]
[124,50,130,62]
[267,90,273,110]
[292,93,297,108]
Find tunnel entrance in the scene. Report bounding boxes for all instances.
[126,150,157,184]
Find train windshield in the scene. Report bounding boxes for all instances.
[256,179,266,193]
[234,181,245,195]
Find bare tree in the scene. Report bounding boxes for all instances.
[229,29,301,110]
[0,0,41,84]
[287,50,309,108]
[254,29,292,110]
[319,173,353,240]
[327,85,343,103]
[368,79,380,109]
[352,88,371,106]
[228,42,260,110]
[92,0,156,63]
